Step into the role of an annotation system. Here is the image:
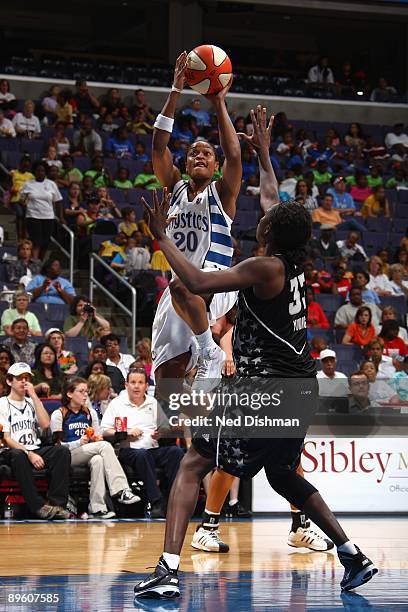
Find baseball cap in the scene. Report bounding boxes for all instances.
[319,349,336,360]
[44,328,63,339]
[333,176,345,185]
[7,363,33,377]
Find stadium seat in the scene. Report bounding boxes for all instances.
[379,295,406,320]
[64,336,89,366]
[315,294,344,313]
[398,191,408,204]
[333,344,364,362]
[366,218,391,232]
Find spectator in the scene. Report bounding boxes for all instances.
[101,334,135,378]
[101,368,184,518]
[181,98,210,127]
[86,373,116,421]
[384,123,408,161]
[43,145,62,170]
[130,88,155,123]
[0,291,42,337]
[368,256,393,295]
[353,269,381,305]
[95,186,121,219]
[5,239,41,286]
[295,180,318,211]
[72,80,100,115]
[310,336,327,359]
[135,141,150,162]
[134,161,161,190]
[9,154,34,241]
[32,343,64,398]
[63,295,110,340]
[42,84,60,115]
[334,286,381,329]
[76,197,101,236]
[49,122,71,157]
[279,170,297,198]
[119,208,138,237]
[55,91,74,126]
[0,79,17,114]
[20,161,63,259]
[12,100,41,138]
[58,155,83,187]
[45,328,78,375]
[327,177,356,216]
[73,117,103,157]
[84,156,112,188]
[332,262,352,298]
[27,259,75,305]
[370,77,397,103]
[377,248,391,275]
[111,236,151,275]
[395,248,408,278]
[100,87,123,116]
[348,372,371,414]
[308,57,334,84]
[127,108,154,135]
[0,108,16,137]
[390,356,408,401]
[386,167,408,190]
[344,123,365,150]
[349,172,372,203]
[82,355,125,394]
[378,320,408,358]
[310,225,339,262]
[63,182,86,228]
[0,362,70,519]
[136,338,153,382]
[375,306,408,343]
[317,348,348,396]
[105,127,135,159]
[99,112,120,133]
[306,286,329,329]
[361,360,397,406]
[337,231,367,262]
[361,185,390,218]
[114,167,133,189]
[342,306,376,347]
[388,263,408,297]
[99,232,127,261]
[365,338,396,379]
[51,377,139,519]
[0,346,14,374]
[311,194,365,233]
[3,319,37,364]
[366,165,383,188]
[312,159,332,186]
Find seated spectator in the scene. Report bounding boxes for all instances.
[0,291,42,337]
[370,77,397,103]
[76,198,101,235]
[295,179,318,211]
[55,91,73,126]
[365,338,396,378]
[58,155,83,188]
[49,122,71,157]
[306,286,329,329]
[63,182,86,228]
[138,209,155,241]
[136,338,153,382]
[73,118,103,157]
[99,232,127,261]
[101,368,184,518]
[337,231,367,262]
[361,360,397,406]
[361,185,390,218]
[82,355,125,394]
[84,156,112,188]
[42,85,60,115]
[342,305,376,347]
[0,346,14,373]
[332,262,352,298]
[181,98,210,127]
[134,161,161,190]
[32,343,64,398]
[368,255,393,295]
[3,319,36,363]
[51,377,139,519]
[112,236,151,276]
[0,362,70,519]
[388,263,408,297]
[386,167,408,190]
[348,371,371,414]
[245,174,260,197]
[334,286,381,329]
[310,336,327,359]
[130,88,155,122]
[5,239,41,286]
[311,194,365,233]
[309,225,339,263]
[327,177,356,216]
[127,108,154,135]
[20,162,63,259]
[114,167,133,190]
[312,159,332,186]
[349,172,372,203]
[395,248,408,278]
[135,141,150,162]
[378,320,407,358]
[344,123,365,150]
[95,186,121,219]
[63,295,110,340]
[119,207,138,237]
[353,269,381,305]
[307,57,334,84]
[12,100,41,138]
[100,87,123,116]
[279,169,297,198]
[0,79,17,115]
[0,108,16,137]
[150,250,171,274]
[43,145,62,170]
[317,348,348,396]
[72,79,100,116]
[99,112,120,133]
[377,248,391,275]
[101,334,135,378]
[87,373,116,421]
[366,165,383,188]
[375,305,408,342]
[105,127,135,159]
[390,356,408,401]
[385,123,408,155]
[45,328,78,375]
[27,259,75,305]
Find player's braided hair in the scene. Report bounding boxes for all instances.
[266,200,312,268]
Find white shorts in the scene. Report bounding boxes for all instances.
[151,279,238,374]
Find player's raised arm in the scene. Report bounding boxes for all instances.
[238,106,279,212]
[152,52,187,190]
[205,81,242,219]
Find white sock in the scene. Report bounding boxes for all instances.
[196,328,216,352]
[337,541,358,555]
[162,552,180,571]
[229,499,238,506]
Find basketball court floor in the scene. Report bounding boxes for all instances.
[0,516,407,611]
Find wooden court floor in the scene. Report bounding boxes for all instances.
[0,517,407,611]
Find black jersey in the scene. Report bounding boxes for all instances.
[232,255,316,378]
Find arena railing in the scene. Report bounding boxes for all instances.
[50,218,74,285]
[89,253,137,354]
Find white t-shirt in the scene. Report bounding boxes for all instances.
[0,92,16,104]
[368,274,393,294]
[388,280,408,296]
[317,371,348,396]
[385,132,408,150]
[12,113,41,135]
[101,393,167,450]
[20,179,62,219]
[0,395,41,450]
[106,353,135,378]
[0,117,16,138]
[377,356,396,379]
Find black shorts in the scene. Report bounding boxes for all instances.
[26,218,54,250]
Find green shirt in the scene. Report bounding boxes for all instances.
[32,370,64,396]
[63,314,97,340]
[386,178,408,189]
[367,176,383,188]
[114,179,133,189]
[85,170,110,188]
[59,168,83,183]
[313,170,332,185]
[0,309,41,335]
[134,173,162,190]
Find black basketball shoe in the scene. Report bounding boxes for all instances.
[338,546,378,591]
[134,556,180,599]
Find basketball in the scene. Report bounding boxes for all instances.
[185,44,232,95]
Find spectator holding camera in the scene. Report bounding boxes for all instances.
[27,259,75,305]
[63,295,110,340]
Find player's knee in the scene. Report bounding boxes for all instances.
[266,471,317,509]
[180,448,213,480]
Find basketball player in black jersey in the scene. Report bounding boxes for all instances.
[134,135,378,602]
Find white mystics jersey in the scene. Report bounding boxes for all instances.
[166,180,234,270]
[0,396,41,450]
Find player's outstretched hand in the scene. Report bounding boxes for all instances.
[237,105,274,150]
[141,188,172,239]
[173,51,188,90]
[203,75,233,105]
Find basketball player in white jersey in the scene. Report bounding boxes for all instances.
[151,51,242,396]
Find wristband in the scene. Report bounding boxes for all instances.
[154,113,174,133]
[171,85,182,93]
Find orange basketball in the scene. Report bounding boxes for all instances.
[185,44,232,95]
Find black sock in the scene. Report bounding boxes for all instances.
[291,511,308,531]
[201,510,220,530]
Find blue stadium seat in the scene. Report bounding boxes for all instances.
[307,327,335,343]
[398,191,408,204]
[64,336,89,366]
[0,246,17,257]
[366,218,391,232]
[336,360,360,377]
[237,195,260,211]
[20,139,45,159]
[379,295,406,319]
[74,157,91,173]
[315,294,344,313]
[102,158,118,177]
[42,399,61,415]
[108,188,127,203]
[118,159,145,178]
[333,344,364,362]
[395,204,408,218]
